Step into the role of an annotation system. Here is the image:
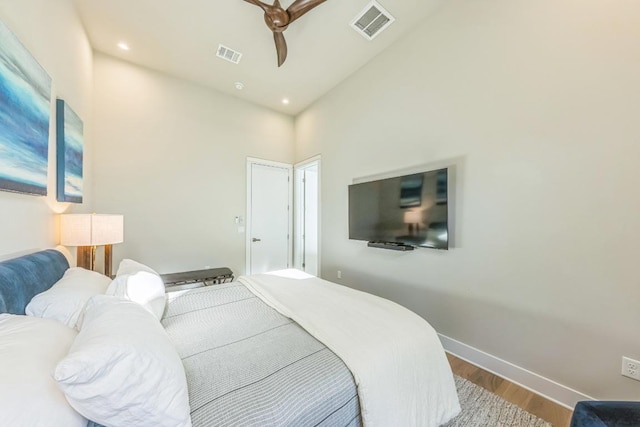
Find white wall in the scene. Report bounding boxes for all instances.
[296,0,640,402]
[0,0,93,258]
[92,53,295,276]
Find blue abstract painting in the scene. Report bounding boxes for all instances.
[0,19,52,196]
[56,100,83,203]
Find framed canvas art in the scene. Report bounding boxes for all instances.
[56,99,83,203]
[0,19,52,196]
[399,174,423,208]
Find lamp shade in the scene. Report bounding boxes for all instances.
[403,210,421,224]
[60,214,124,246]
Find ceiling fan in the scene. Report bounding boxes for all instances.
[243,0,328,67]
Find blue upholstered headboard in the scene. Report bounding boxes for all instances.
[0,249,69,314]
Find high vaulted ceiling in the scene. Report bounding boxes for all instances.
[73,0,443,115]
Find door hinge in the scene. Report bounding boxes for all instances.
[302,262,306,268]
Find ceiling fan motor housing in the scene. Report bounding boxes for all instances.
[264,12,290,32]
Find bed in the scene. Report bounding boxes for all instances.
[0,249,460,427]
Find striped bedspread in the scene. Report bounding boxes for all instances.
[161,283,362,427]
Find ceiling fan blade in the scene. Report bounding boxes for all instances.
[243,0,270,13]
[286,0,327,22]
[274,32,288,67]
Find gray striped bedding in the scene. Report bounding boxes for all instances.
[161,283,362,427]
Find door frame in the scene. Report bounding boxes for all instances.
[293,155,321,275]
[246,157,293,275]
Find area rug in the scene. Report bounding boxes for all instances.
[444,376,552,427]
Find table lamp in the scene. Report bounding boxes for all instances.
[403,210,421,235]
[60,214,124,277]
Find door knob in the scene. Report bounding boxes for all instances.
[252,238,262,242]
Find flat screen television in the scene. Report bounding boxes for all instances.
[348,168,449,250]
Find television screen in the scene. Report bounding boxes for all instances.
[348,168,449,249]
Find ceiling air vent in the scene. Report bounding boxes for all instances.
[216,44,243,64]
[350,1,395,41]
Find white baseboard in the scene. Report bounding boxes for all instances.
[439,333,594,410]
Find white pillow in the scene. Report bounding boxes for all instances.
[54,295,191,427]
[26,267,112,329]
[106,259,166,319]
[0,314,86,427]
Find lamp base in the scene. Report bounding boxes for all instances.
[104,244,113,278]
[76,246,93,270]
[76,245,114,277]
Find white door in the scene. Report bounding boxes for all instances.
[247,160,292,275]
[302,166,319,275]
[294,158,320,276]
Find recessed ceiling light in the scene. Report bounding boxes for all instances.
[282,98,290,105]
[235,82,245,90]
[117,42,130,51]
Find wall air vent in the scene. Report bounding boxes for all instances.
[216,44,243,64]
[350,1,395,41]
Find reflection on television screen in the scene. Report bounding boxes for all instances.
[348,168,449,250]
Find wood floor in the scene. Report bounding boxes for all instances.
[447,353,573,427]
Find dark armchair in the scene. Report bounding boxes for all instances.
[570,401,640,427]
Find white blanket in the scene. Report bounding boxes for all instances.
[238,270,460,427]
